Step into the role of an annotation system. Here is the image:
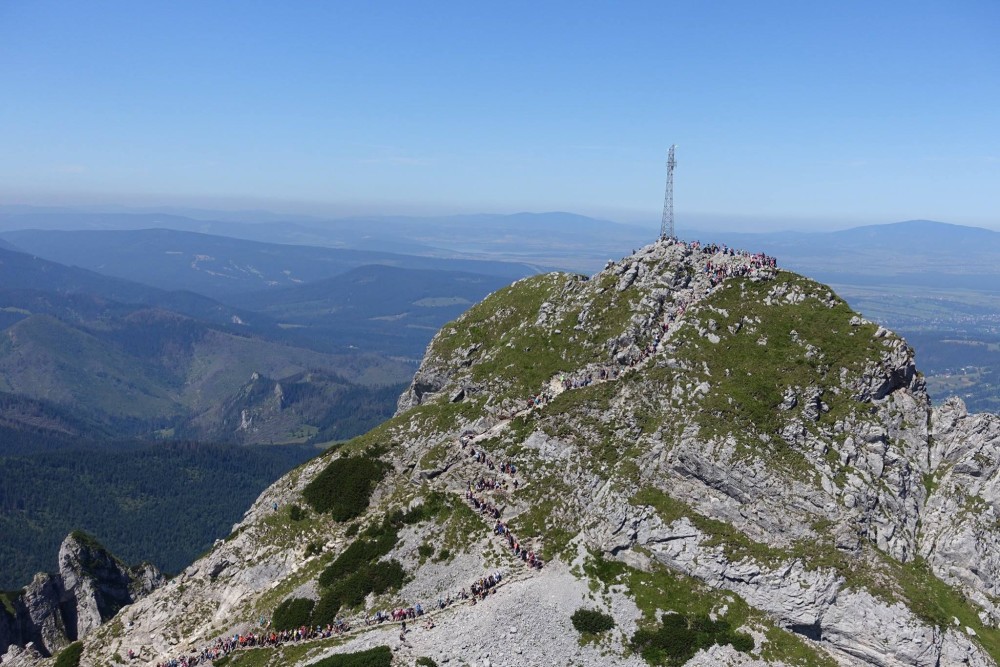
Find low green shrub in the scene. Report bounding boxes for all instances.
[311,590,342,626]
[54,642,84,667]
[571,607,616,634]
[730,632,755,653]
[416,658,439,667]
[320,497,443,588]
[319,532,397,587]
[289,504,305,521]
[302,455,388,521]
[631,613,754,666]
[311,645,393,667]
[323,560,407,610]
[271,597,315,631]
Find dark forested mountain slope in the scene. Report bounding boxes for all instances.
[0,314,182,419]
[0,307,412,437]
[0,441,317,589]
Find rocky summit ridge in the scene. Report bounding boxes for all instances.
[10,238,1000,667]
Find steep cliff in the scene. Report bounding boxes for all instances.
[29,239,1000,667]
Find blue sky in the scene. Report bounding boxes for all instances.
[0,1,997,231]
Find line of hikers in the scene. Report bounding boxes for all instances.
[494,519,543,569]
[150,565,512,666]
[462,470,542,570]
[466,487,501,519]
[151,622,351,666]
[463,444,520,488]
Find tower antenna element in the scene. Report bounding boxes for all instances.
[660,145,677,239]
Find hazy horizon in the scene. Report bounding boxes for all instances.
[1,198,993,237]
[2,2,997,233]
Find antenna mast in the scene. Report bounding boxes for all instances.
[660,145,677,239]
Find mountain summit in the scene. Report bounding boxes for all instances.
[32,239,1000,667]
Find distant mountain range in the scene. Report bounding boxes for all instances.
[0,242,519,443]
[712,220,1000,288]
[0,207,653,273]
[0,227,538,299]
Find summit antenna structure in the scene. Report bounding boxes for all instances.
[660,144,677,239]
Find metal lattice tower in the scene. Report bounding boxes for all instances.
[660,145,677,239]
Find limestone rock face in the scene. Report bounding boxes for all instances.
[58,532,163,640]
[0,642,45,667]
[20,573,68,656]
[0,533,163,659]
[921,399,1000,621]
[69,240,1000,666]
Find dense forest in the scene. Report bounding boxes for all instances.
[0,441,317,588]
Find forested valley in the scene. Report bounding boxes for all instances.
[0,440,316,588]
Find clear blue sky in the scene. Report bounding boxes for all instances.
[0,1,997,230]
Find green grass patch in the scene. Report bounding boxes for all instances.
[632,487,786,566]
[319,532,399,587]
[897,558,1000,660]
[311,588,343,626]
[759,624,839,667]
[320,559,407,611]
[0,589,22,617]
[419,440,451,470]
[213,638,331,667]
[669,273,885,474]
[509,474,577,560]
[584,553,835,666]
[424,271,646,404]
[630,485,1000,661]
[313,493,451,615]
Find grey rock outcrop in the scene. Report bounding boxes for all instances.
[0,533,163,659]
